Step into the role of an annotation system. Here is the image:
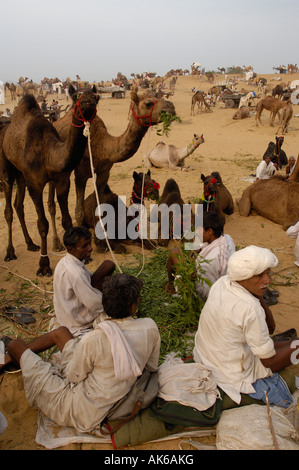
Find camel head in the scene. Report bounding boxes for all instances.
[193,133,205,147]
[130,91,175,127]
[276,135,284,148]
[201,172,222,211]
[131,170,160,203]
[69,84,99,125]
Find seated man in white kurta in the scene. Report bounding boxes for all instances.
[50,226,115,336]
[193,245,298,407]
[255,155,276,180]
[4,274,161,433]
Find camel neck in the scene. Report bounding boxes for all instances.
[112,117,148,164]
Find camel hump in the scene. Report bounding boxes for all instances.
[20,94,40,112]
[163,178,180,194]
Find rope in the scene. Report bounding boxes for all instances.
[136,127,153,277]
[83,122,123,273]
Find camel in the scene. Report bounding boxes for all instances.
[155,178,193,247]
[255,96,290,127]
[47,91,175,251]
[276,101,293,135]
[1,85,99,276]
[236,156,299,230]
[263,136,288,168]
[191,91,212,115]
[208,86,222,106]
[200,172,234,222]
[82,171,160,253]
[232,107,250,120]
[144,133,205,171]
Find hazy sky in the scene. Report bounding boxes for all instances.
[2,0,298,83]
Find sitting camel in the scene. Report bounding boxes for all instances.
[200,172,234,222]
[154,178,193,247]
[263,136,288,169]
[82,171,160,253]
[255,96,291,127]
[144,133,205,171]
[236,156,299,230]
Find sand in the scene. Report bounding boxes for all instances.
[0,73,299,450]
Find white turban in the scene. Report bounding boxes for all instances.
[227,245,278,281]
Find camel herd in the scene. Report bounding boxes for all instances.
[0,73,299,276]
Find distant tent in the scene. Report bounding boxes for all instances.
[0,81,5,104]
[192,62,201,70]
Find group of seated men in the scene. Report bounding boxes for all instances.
[1,214,299,435]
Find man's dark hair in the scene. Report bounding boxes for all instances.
[102,273,143,319]
[202,211,224,238]
[63,226,92,248]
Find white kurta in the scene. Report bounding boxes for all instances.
[256,160,275,180]
[286,220,299,266]
[193,275,275,404]
[195,234,235,300]
[52,253,105,334]
[20,317,160,433]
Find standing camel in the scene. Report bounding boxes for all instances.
[255,96,290,127]
[47,91,176,250]
[1,85,99,276]
[191,91,211,115]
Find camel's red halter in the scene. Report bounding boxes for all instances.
[71,94,98,127]
[131,180,160,204]
[131,100,158,127]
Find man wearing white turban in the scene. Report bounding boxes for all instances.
[193,245,299,407]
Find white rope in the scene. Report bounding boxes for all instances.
[84,122,123,273]
[0,264,54,294]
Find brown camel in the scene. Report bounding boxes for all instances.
[255,96,290,127]
[236,156,299,230]
[200,172,234,222]
[47,91,175,250]
[1,85,99,276]
[155,178,194,247]
[82,170,160,253]
[191,91,212,115]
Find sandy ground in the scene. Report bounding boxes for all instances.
[0,73,299,450]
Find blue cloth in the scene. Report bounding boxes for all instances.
[249,373,293,408]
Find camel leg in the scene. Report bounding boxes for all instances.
[74,172,88,226]
[14,173,40,252]
[3,179,17,262]
[56,179,72,231]
[27,185,52,277]
[47,181,67,252]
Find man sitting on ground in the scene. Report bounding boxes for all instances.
[50,226,115,336]
[255,155,276,180]
[166,211,235,301]
[193,245,299,408]
[2,273,161,433]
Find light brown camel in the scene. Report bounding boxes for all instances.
[236,155,299,230]
[144,133,204,170]
[47,91,175,251]
[276,101,293,134]
[255,96,290,127]
[1,85,99,276]
[191,91,212,115]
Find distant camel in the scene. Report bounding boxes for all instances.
[191,91,212,115]
[276,101,293,135]
[255,96,290,127]
[144,133,205,170]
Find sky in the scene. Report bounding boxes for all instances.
[1,0,299,84]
